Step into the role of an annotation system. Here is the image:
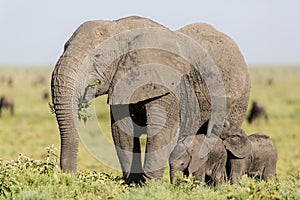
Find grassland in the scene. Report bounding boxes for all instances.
[0,66,300,199]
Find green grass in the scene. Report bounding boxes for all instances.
[0,66,300,199]
[1,149,299,199]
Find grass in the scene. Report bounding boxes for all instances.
[0,66,300,199]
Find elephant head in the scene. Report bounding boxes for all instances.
[169,134,227,186]
[169,135,208,183]
[220,120,251,159]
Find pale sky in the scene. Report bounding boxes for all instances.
[0,0,299,66]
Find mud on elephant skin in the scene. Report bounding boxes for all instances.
[221,122,277,184]
[51,16,250,184]
[169,134,227,186]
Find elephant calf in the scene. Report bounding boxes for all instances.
[169,134,227,186]
[222,125,277,183]
[0,95,14,117]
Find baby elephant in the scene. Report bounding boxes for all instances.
[169,134,227,186]
[222,125,277,183]
[0,95,14,117]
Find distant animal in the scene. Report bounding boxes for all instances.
[0,76,13,87]
[7,77,13,87]
[267,78,274,86]
[169,134,227,186]
[247,101,268,124]
[0,96,14,117]
[221,122,277,184]
[43,91,50,100]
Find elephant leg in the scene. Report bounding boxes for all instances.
[143,94,180,181]
[262,164,276,181]
[193,168,205,182]
[229,159,244,184]
[110,104,145,184]
[212,162,226,186]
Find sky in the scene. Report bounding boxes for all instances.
[0,0,299,66]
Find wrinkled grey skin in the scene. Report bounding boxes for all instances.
[51,16,250,184]
[221,122,277,183]
[169,134,227,186]
[0,95,14,117]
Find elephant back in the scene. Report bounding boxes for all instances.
[177,23,250,127]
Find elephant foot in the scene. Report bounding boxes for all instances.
[123,171,164,186]
[124,173,146,185]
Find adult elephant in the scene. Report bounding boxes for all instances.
[51,16,250,184]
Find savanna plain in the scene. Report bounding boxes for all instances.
[0,66,299,199]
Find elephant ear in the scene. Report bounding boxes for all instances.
[223,133,251,158]
[187,135,208,173]
[108,71,172,105]
[107,37,191,105]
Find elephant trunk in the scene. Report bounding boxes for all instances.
[55,104,79,173]
[170,168,178,184]
[51,54,82,173]
[52,20,115,173]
